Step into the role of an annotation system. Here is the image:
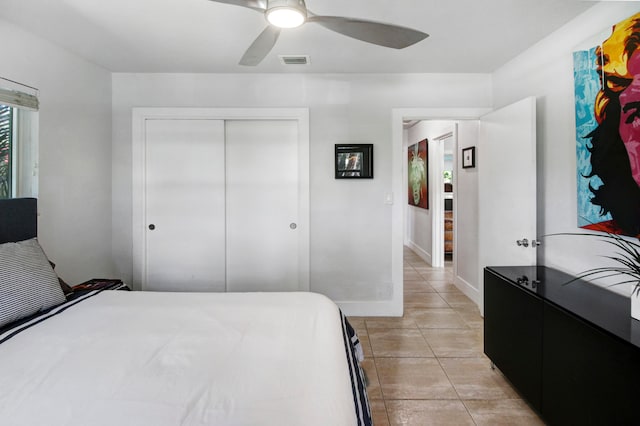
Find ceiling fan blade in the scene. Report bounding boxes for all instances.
[239,26,281,66]
[207,0,266,12]
[307,16,428,49]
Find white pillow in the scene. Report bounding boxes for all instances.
[0,238,66,327]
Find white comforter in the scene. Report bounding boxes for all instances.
[0,291,357,426]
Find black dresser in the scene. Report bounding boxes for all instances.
[484,266,640,425]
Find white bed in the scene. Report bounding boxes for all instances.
[0,198,371,426]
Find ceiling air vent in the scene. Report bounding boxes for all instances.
[279,55,310,66]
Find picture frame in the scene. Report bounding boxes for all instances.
[335,144,374,179]
[408,139,428,209]
[462,146,476,169]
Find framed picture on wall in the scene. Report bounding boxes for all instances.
[462,146,476,168]
[408,139,428,209]
[335,144,374,178]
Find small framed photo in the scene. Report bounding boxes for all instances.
[335,144,374,179]
[462,146,476,169]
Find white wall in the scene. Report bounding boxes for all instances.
[4,0,634,310]
[112,73,491,311]
[492,2,640,294]
[454,121,480,298]
[1,18,114,284]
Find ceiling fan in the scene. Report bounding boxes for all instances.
[209,0,429,66]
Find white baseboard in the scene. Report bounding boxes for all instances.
[336,277,480,317]
[454,274,480,310]
[335,249,480,318]
[407,241,432,266]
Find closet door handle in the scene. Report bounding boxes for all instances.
[148,224,156,230]
[289,223,297,230]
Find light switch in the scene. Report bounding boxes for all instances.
[384,192,393,205]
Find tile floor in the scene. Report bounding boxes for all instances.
[349,247,545,426]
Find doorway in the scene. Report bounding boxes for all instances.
[403,121,456,269]
[393,100,536,316]
[392,108,491,316]
[434,131,455,267]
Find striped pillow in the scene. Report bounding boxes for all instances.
[0,238,66,327]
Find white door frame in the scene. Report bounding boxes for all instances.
[392,108,491,315]
[132,107,310,292]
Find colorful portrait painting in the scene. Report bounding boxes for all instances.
[574,12,640,237]
[408,139,428,209]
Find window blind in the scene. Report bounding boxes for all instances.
[0,87,39,111]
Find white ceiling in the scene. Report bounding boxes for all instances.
[0,0,596,73]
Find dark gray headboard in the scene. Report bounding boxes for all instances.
[0,197,37,244]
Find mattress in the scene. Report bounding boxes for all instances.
[0,290,370,426]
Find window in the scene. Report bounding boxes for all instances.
[0,81,39,199]
[0,104,15,199]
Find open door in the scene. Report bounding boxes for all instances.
[478,97,537,313]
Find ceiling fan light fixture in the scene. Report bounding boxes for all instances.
[265,0,307,28]
[219,0,429,66]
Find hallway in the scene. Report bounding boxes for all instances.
[349,248,544,425]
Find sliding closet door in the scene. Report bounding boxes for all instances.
[144,119,226,292]
[225,120,300,292]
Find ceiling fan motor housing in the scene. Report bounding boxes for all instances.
[267,0,306,11]
[266,0,307,28]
